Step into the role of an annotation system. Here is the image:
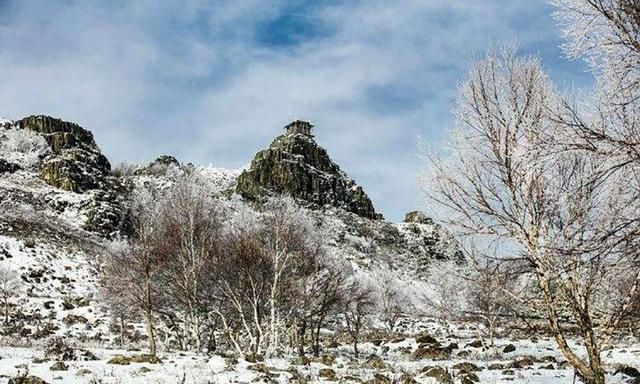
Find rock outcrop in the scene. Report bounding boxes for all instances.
[236,126,380,219]
[404,211,434,225]
[18,115,111,193]
[0,116,127,238]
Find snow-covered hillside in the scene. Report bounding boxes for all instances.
[0,116,459,346]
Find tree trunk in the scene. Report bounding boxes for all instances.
[314,318,323,356]
[145,309,157,356]
[208,329,217,353]
[297,320,306,357]
[120,316,126,347]
[4,297,8,325]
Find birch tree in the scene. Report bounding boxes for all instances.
[374,269,411,332]
[259,198,323,357]
[343,279,375,358]
[0,267,20,325]
[100,187,167,356]
[423,47,639,384]
[158,175,221,353]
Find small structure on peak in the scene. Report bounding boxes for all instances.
[285,119,314,137]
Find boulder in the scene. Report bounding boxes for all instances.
[8,376,48,384]
[452,362,481,372]
[416,334,438,344]
[614,365,640,378]
[367,373,391,384]
[361,355,390,370]
[412,346,451,361]
[421,366,453,384]
[49,361,68,371]
[502,344,516,353]
[319,368,337,381]
[107,355,132,365]
[0,159,21,174]
[398,373,418,384]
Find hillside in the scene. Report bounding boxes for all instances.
[0,115,460,343]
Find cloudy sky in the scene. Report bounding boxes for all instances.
[0,0,592,221]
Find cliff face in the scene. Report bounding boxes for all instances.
[236,132,380,219]
[1,116,127,238]
[18,115,111,193]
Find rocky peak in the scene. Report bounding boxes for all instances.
[134,155,181,176]
[236,122,381,219]
[18,115,111,193]
[404,210,434,225]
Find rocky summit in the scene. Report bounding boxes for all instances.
[18,115,111,193]
[237,120,380,219]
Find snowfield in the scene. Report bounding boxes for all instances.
[0,318,638,383]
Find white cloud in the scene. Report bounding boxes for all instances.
[0,0,590,221]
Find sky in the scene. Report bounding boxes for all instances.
[0,0,592,222]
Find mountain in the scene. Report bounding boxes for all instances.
[0,115,461,341]
[236,120,380,219]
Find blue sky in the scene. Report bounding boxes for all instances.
[0,0,592,221]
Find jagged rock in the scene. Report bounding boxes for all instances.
[236,121,380,219]
[134,155,181,176]
[19,115,110,192]
[404,211,433,225]
[9,116,128,238]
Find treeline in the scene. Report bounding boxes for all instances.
[99,175,409,359]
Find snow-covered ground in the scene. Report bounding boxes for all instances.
[1,318,637,383]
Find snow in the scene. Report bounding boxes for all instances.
[0,317,637,383]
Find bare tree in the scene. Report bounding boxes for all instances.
[464,260,517,349]
[423,261,470,333]
[213,223,272,358]
[100,187,167,356]
[342,279,375,358]
[259,198,324,357]
[374,269,411,333]
[157,175,221,353]
[423,47,640,384]
[0,267,20,325]
[291,254,348,357]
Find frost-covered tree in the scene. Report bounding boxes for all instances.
[342,278,375,358]
[0,127,50,169]
[290,253,348,357]
[423,47,639,384]
[464,259,518,349]
[157,175,221,353]
[0,266,20,325]
[210,198,328,358]
[373,269,411,332]
[259,198,324,357]
[100,187,168,356]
